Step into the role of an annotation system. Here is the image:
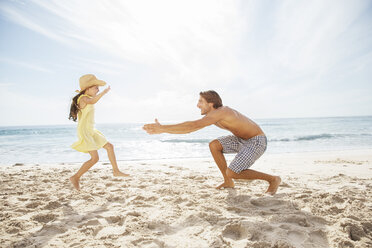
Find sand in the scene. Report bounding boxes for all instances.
[1,149,371,248]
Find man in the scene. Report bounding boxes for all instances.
[143,90,281,195]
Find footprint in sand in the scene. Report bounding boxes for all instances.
[327,206,345,215]
[106,195,125,203]
[287,230,307,244]
[361,221,372,235]
[194,176,207,182]
[173,197,186,204]
[331,195,345,203]
[281,215,310,227]
[82,194,94,201]
[132,195,146,201]
[104,215,125,225]
[31,213,57,223]
[306,229,328,247]
[199,192,211,198]
[111,188,125,192]
[229,194,251,204]
[184,200,196,207]
[17,197,28,202]
[6,221,24,234]
[126,211,141,217]
[250,197,286,208]
[44,201,62,210]
[36,193,49,198]
[38,223,67,236]
[0,212,14,222]
[198,212,225,225]
[26,201,43,209]
[77,219,105,236]
[146,220,173,234]
[202,206,222,215]
[342,222,367,241]
[78,219,101,227]
[6,227,20,234]
[226,205,247,214]
[131,237,165,248]
[80,226,103,236]
[222,222,248,240]
[280,182,292,188]
[272,239,296,248]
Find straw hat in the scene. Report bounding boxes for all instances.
[76,74,106,93]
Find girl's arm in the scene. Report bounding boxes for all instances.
[82,86,110,105]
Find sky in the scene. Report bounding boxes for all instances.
[0,0,371,126]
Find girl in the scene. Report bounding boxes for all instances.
[69,74,129,191]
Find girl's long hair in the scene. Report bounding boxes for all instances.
[69,91,85,122]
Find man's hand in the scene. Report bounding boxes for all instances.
[143,119,163,134]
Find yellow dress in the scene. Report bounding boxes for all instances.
[71,94,107,153]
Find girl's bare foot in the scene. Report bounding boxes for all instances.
[216,180,235,189]
[70,176,80,191]
[266,176,281,195]
[113,171,130,177]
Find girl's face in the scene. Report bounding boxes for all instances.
[86,85,99,96]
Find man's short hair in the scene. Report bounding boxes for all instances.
[199,90,223,108]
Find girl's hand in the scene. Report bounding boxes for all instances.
[103,86,111,94]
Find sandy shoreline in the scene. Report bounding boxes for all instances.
[1,149,371,248]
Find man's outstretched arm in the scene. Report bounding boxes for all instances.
[143,116,218,134]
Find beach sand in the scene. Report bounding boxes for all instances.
[1,149,371,248]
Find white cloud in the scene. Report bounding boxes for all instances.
[0,3,73,46]
[0,58,53,73]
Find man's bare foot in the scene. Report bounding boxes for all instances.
[265,176,281,195]
[216,180,235,189]
[70,176,80,191]
[113,171,130,177]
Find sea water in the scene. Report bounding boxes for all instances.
[1,116,371,164]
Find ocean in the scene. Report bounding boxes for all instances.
[1,116,372,164]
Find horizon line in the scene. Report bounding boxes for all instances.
[1,114,371,128]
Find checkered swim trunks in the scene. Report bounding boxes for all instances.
[217,135,267,173]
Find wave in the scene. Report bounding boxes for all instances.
[0,128,73,136]
[270,133,357,142]
[297,134,334,141]
[162,134,347,144]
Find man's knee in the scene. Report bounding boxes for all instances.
[209,139,223,152]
